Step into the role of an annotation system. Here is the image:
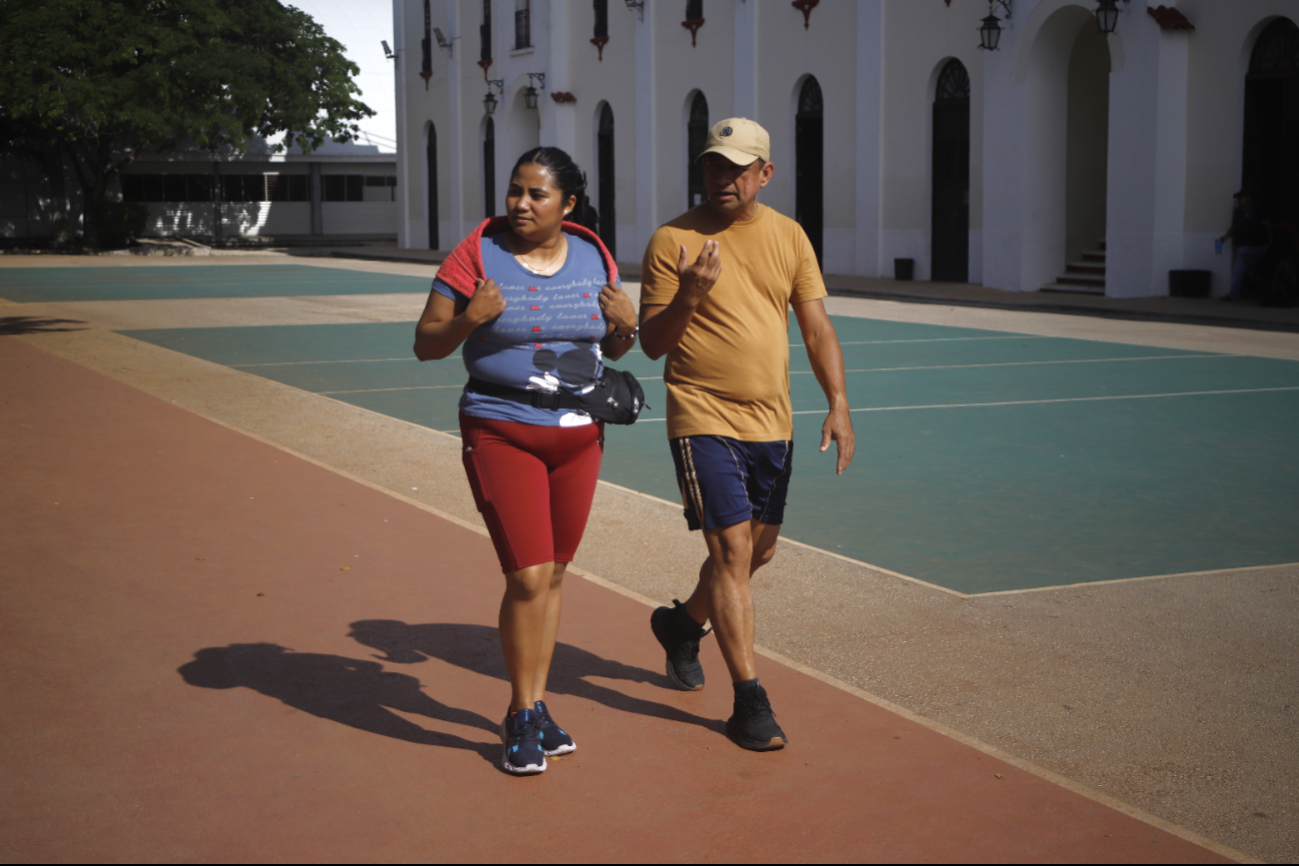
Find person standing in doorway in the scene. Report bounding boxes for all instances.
[1220,190,1273,301]
[638,118,855,751]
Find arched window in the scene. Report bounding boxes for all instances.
[597,103,617,257]
[1244,18,1299,225]
[687,91,709,208]
[483,117,496,218]
[427,123,440,250]
[795,76,824,268]
[931,59,970,282]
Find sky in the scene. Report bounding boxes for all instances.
[285,1,397,152]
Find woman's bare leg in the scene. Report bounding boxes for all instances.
[530,562,566,700]
[499,561,555,711]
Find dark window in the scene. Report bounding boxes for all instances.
[322,175,347,202]
[597,103,616,257]
[593,0,608,38]
[187,174,213,202]
[121,175,145,202]
[685,0,702,21]
[1244,18,1299,227]
[346,175,364,202]
[515,0,531,50]
[269,175,310,202]
[795,76,824,269]
[143,174,165,203]
[931,60,971,282]
[428,124,440,248]
[164,174,188,202]
[687,91,709,208]
[480,0,492,62]
[483,117,496,217]
[223,174,267,203]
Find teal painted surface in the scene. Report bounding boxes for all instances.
[0,265,428,302]
[121,316,1299,593]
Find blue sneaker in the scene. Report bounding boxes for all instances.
[500,708,547,775]
[534,701,576,757]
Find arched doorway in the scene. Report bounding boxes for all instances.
[795,76,824,269]
[597,103,616,257]
[426,123,440,250]
[687,91,709,209]
[482,117,496,218]
[931,60,969,282]
[1064,19,1110,278]
[1244,18,1299,227]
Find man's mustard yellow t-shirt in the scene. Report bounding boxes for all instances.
[640,203,826,442]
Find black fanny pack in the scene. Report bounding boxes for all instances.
[467,368,646,425]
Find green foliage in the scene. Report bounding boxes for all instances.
[0,0,374,243]
[92,201,149,247]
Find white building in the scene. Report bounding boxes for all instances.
[392,0,1299,297]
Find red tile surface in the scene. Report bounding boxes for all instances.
[0,338,1228,863]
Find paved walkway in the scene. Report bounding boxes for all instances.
[0,336,1241,862]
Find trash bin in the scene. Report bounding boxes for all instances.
[1169,269,1211,298]
[894,258,915,281]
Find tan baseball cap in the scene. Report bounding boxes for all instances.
[697,117,770,165]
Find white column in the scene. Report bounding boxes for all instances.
[394,0,412,248]
[854,0,883,277]
[1106,24,1189,297]
[981,23,1028,292]
[546,0,578,154]
[445,0,467,243]
[733,0,758,119]
[634,2,657,252]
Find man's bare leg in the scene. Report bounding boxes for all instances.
[683,520,781,683]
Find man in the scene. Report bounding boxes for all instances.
[638,118,854,751]
[1220,190,1272,301]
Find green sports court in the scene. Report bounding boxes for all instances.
[25,264,1279,595]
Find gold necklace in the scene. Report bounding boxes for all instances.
[513,236,567,276]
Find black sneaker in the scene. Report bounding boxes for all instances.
[500,708,547,774]
[726,682,787,751]
[650,600,709,691]
[534,700,576,757]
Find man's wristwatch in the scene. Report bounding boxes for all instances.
[612,326,638,340]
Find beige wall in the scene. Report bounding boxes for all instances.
[1065,20,1111,264]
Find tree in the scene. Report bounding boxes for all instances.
[0,0,374,246]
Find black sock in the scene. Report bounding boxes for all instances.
[733,677,761,697]
[673,600,704,633]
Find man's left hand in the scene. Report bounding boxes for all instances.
[820,405,855,475]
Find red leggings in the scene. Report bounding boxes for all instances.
[459,413,604,573]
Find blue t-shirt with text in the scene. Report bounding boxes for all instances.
[433,233,612,426]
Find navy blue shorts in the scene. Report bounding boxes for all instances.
[669,436,794,532]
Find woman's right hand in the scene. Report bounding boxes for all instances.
[466,278,507,325]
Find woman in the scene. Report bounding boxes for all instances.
[413,147,638,775]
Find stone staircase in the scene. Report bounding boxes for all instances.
[1042,239,1106,295]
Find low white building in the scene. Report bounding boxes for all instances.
[119,143,399,242]
[393,0,1299,297]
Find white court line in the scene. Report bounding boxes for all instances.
[320,383,464,395]
[791,353,1229,375]
[791,335,1050,348]
[229,336,1044,370]
[632,384,1299,422]
[232,357,424,368]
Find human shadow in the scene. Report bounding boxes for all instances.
[0,316,87,335]
[177,643,499,763]
[348,620,724,735]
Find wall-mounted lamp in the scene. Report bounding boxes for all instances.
[977,0,1012,51]
[483,79,504,115]
[1095,0,1124,35]
[524,72,546,110]
[624,0,644,22]
[432,27,453,56]
[381,40,395,60]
